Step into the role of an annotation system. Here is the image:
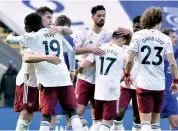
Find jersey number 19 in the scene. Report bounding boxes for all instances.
[43,39,60,57]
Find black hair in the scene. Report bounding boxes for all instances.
[36,6,53,16]
[24,13,43,32]
[133,15,141,24]
[91,5,105,15]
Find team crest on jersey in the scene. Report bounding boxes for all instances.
[28,102,32,107]
[88,41,93,45]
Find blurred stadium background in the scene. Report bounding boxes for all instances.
[0,0,178,130]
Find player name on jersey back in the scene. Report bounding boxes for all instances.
[20,28,72,87]
[129,29,173,91]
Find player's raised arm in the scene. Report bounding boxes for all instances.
[6,33,22,44]
[74,29,105,55]
[22,52,60,65]
[49,25,73,36]
[20,35,60,65]
[60,26,73,35]
[116,27,133,37]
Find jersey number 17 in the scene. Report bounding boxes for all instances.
[99,56,116,75]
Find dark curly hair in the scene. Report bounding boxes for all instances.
[141,7,162,29]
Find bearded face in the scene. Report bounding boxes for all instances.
[92,10,106,27]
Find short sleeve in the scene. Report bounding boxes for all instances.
[129,33,140,53]
[165,37,173,55]
[102,31,112,43]
[20,44,33,54]
[86,53,95,63]
[19,34,36,54]
[6,34,22,44]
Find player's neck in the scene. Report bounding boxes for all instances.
[91,25,103,34]
[110,40,123,47]
[150,24,160,30]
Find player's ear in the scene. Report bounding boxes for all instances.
[91,15,94,20]
[122,38,127,46]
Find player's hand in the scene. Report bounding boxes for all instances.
[124,73,131,88]
[116,27,132,36]
[70,72,75,82]
[124,77,132,88]
[170,83,178,94]
[46,55,61,65]
[90,44,105,56]
[49,26,72,35]
[75,67,83,75]
[49,26,60,35]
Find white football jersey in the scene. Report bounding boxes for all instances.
[86,44,125,100]
[129,29,173,90]
[20,28,72,87]
[12,36,37,87]
[120,45,138,89]
[16,62,37,87]
[74,27,112,84]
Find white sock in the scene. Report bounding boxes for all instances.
[80,116,87,127]
[92,118,97,125]
[70,115,83,131]
[80,116,84,120]
[141,122,151,131]
[99,123,110,131]
[90,121,102,131]
[16,119,30,131]
[152,123,161,131]
[39,121,50,131]
[113,120,124,131]
[132,122,141,131]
